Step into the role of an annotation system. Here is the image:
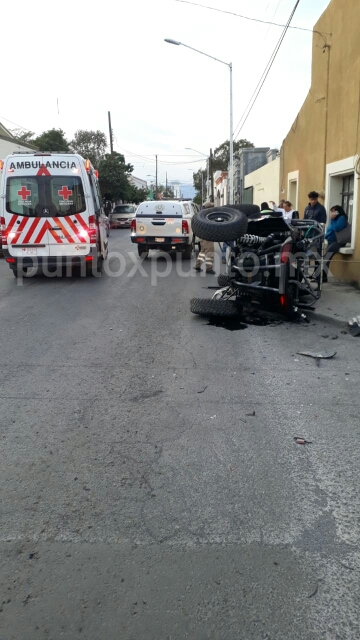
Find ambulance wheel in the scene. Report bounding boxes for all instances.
[96,255,104,274]
[138,245,149,259]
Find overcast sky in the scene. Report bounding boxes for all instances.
[2,0,330,188]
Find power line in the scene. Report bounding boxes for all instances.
[174,0,329,37]
[0,114,37,134]
[233,0,301,141]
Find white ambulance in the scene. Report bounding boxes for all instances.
[0,152,109,277]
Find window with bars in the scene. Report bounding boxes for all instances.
[341,174,354,222]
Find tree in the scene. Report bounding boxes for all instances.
[213,138,254,172]
[163,185,174,199]
[71,129,107,167]
[192,168,207,204]
[10,128,35,144]
[98,152,134,202]
[129,185,149,204]
[32,128,70,152]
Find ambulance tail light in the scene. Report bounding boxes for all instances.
[85,159,91,172]
[88,215,97,244]
[0,160,3,171]
[130,219,136,233]
[182,220,189,234]
[0,216,6,244]
[94,170,99,178]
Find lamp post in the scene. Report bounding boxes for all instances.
[166,39,233,205]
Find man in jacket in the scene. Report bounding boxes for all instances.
[304,191,327,223]
[194,201,215,274]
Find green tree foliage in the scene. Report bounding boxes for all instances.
[213,139,254,172]
[192,168,207,204]
[98,152,134,202]
[71,129,107,167]
[163,185,174,198]
[129,185,149,204]
[33,128,70,152]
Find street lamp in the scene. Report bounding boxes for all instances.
[165,38,233,205]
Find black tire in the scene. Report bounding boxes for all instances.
[190,298,241,318]
[96,256,104,274]
[217,274,232,288]
[230,204,260,218]
[182,243,192,260]
[138,245,149,258]
[191,207,248,242]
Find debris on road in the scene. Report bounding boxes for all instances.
[307,581,319,598]
[246,411,256,416]
[297,350,336,360]
[331,334,339,340]
[348,316,360,337]
[197,385,208,394]
[294,437,312,445]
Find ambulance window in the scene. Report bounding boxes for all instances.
[88,173,100,212]
[6,176,86,217]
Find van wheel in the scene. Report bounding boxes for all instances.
[138,245,149,258]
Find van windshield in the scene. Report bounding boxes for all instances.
[6,176,86,217]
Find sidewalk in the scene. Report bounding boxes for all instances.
[308,276,360,327]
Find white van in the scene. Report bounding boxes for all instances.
[0,152,108,277]
[130,200,197,259]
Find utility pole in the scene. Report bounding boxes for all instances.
[209,148,214,203]
[201,172,204,205]
[155,155,158,200]
[166,171,168,195]
[108,111,114,155]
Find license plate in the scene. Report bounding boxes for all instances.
[22,248,37,255]
[155,237,165,242]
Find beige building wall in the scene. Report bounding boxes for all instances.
[280,0,360,284]
[244,157,280,207]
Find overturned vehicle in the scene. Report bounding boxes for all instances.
[190,205,325,318]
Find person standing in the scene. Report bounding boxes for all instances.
[194,201,215,274]
[270,200,294,221]
[304,191,327,223]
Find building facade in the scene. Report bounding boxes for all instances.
[214,171,228,207]
[244,156,280,208]
[280,0,360,284]
[232,148,272,204]
[128,175,147,191]
[0,122,37,158]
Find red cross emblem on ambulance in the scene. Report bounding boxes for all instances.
[58,186,73,200]
[18,186,31,200]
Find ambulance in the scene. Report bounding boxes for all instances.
[0,152,109,277]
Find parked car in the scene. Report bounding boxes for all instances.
[131,200,198,259]
[110,204,137,228]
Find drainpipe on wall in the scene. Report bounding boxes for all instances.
[323,43,331,195]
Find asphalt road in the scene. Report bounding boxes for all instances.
[0,230,359,640]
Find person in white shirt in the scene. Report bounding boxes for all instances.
[269,200,294,221]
